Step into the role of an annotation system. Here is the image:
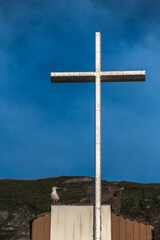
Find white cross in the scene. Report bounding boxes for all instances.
[51,32,145,240]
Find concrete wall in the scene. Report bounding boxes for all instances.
[50,205,111,240]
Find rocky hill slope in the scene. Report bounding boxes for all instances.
[0,176,160,239]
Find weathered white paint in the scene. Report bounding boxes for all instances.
[51,70,145,77]
[50,205,111,240]
[51,72,96,77]
[51,70,145,83]
[95,32,101,240]
[50,32,145,240]
[101,206,111,240]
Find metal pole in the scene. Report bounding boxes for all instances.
[95,32,101,240]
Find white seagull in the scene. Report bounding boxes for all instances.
[51,186,60,204]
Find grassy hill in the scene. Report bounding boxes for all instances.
[0,176,160,239]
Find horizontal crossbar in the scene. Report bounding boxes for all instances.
[51,71,145,83]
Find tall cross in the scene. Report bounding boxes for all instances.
[51,32,145,240]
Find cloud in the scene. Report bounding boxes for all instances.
[89,0,160,49]
[0,0,160,181]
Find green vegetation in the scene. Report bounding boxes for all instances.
[1,176,160,239]
[0,176,94,214]
[118,181,160,220]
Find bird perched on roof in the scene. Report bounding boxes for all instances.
[51,187,60,204]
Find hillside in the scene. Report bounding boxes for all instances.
[0,176,160,239]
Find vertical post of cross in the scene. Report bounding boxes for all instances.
[50,32,145,240]
[95,32,101,240]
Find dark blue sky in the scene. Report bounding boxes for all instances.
[0,0,160,182]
